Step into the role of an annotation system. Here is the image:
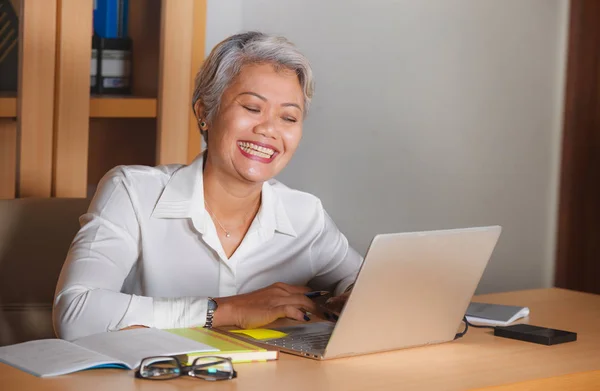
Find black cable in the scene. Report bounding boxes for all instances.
[454,316,469,339]
[454,316,497,340]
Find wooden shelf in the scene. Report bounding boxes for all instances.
[0,0,206,198]
[0,96,17,118]
[89,97,157,118]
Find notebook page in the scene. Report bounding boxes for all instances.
[0,339,128,377]
[74,328,218,369]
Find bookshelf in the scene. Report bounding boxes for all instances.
[0,116,16,199]
[0,95,16,117]
[0,0,206,199]
[89,97,157,118]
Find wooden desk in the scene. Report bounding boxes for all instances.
[2,288,600,390]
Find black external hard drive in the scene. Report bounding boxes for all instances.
[494,324,577,345]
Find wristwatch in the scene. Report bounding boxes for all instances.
[205,297,218,328]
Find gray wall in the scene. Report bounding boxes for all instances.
[206,0,569,293]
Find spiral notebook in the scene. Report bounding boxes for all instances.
[466,302,530,326]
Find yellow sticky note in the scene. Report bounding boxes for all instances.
[230,328,288,340]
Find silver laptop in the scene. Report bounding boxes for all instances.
[241,226,501,360]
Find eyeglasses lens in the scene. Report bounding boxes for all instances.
[139,357,181,380]
[191,356,235,381]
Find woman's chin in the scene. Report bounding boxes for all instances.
[232,158,284,183]
[236,166,276,184]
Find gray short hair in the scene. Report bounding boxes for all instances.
[192,31,314,144]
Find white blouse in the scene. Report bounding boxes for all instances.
[53,154,363,341]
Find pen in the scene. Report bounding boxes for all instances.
[304,290,330,298]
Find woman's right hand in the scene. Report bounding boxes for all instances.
[213,283,317,329]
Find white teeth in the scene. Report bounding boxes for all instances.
[240,145,271,158]
[237,141,275,158]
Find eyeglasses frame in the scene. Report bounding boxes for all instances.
[134,355,238,381]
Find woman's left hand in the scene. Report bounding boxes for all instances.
[316,292,350,320]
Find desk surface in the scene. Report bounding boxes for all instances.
[2,288,600,391]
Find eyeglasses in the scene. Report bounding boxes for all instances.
[135,355,237,381]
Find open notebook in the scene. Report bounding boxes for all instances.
[466,302,530,326]
[0,328,216,377]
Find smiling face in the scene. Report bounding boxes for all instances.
[201,63,304,185]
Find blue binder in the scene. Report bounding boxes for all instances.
[93,0,129,38]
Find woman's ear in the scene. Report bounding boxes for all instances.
[193,100,203,118]
[194,101,209,131]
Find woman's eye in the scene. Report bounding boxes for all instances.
[243,106,260,113]
[283,117,297,123]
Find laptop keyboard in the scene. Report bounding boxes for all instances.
[263,327,333,354]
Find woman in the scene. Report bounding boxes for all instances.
[53,32,362,341]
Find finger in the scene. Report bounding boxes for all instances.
[325,292,350,305]
[274,305,308,322]
[275,294,318,313]
[325,300,345,313]
[315,302,340,319]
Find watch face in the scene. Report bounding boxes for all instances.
[208,298,218,311]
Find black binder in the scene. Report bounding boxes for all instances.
[0,0,19,92]
[91,35,99,94]
[96,36,132,95]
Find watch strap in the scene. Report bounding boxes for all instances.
[204,297,217,328]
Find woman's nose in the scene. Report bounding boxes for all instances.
[253,117,277,139]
